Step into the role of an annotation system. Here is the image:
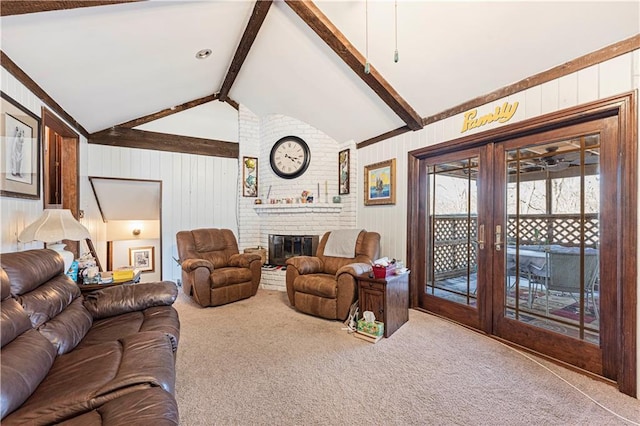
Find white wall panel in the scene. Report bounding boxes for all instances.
[577,65,599,104]
[540,79,560,114]
[524,85,543,118]
[558,73,579,109]
[600,52,634,98]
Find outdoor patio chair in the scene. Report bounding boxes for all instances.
[527,251,599,318]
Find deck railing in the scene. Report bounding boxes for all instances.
[430,213,599,279]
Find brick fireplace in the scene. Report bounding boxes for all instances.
[249,203,353,291]
[236,110,358,291]
[268,234,319,266]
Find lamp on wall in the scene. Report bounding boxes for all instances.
[18,209,91,272]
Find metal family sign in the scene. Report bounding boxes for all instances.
[460,101,519,133]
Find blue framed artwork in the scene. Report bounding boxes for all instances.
[364,158,395,206]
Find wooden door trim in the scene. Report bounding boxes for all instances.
[407,91,637,396]
[42,107,81,258]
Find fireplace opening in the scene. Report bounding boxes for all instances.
[268,234,319,266]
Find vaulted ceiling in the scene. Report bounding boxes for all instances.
[1,1,638,148]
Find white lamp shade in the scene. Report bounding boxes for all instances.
[18,209,90,243]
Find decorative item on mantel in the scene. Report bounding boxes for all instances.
[301,190,313,203]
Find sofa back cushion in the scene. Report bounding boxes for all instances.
[317,231,381,275]
[0,267,57,420]
[1,250,92,355]
[177,228,240,268]
[1,248,63,295]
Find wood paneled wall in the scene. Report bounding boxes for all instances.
[357,50,639,265]
[84,143,239,282]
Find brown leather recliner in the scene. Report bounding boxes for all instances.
[176,228,262,307]
[285,230,380,321]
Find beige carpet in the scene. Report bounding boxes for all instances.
[174,289,639,425]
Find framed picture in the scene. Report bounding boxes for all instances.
[242,156,258,197]
[338,148,350,195]
[1,92,41,199]
[364,158,396,206]
[129,246,155,273]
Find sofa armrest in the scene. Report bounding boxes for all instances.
[336,262,373,278]
[83,281,178,320]
[228,253,260,268]
[286,256,323,275]
[181,258,214,273]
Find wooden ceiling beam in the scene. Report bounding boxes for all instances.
[1,1,144,17]
[218,1,272,102]
[356,126,411,150]
[89,127,239,159]
[284,0,423,131]
[117,94,219,129]
[1,51,89,138]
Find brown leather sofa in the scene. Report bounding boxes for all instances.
[286,230,380,321]
[0,249,180,425]
[176,228,262,308]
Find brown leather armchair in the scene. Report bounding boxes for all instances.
[285,230,380,320]
[176,228,262,307]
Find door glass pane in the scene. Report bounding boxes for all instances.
[505,135,600,344]
[426,157,479,306]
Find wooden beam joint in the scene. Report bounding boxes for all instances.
[218,1,273,102]
[284,0,423,131]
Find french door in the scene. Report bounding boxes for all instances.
[492,118,616,378]
[419,146,492,333]
[408,95,636,396]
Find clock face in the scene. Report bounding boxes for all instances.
[270,136,310,179]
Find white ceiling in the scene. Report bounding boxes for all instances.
[89,177,161,220]
[1,1,639,144]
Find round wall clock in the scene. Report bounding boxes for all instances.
[269,136,310,179]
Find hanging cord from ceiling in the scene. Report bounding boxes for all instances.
[364,0,370,74]
[394,0,399,63]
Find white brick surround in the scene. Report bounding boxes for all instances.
[237,107,357,291]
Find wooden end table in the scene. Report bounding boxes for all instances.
[357,271,410,337]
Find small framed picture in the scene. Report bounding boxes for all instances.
[1,92,41,199]
[338,149,350,195]
[129,246,155,273]
[364,158,396,206]
[243,156,258,197]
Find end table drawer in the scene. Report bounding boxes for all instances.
[363,281,385,292]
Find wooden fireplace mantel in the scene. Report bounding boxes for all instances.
[253,203,343,214]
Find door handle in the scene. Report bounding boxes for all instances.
[476,224,485,250]
[495,225,503,251]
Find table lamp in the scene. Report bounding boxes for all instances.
[18,209,91,273]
